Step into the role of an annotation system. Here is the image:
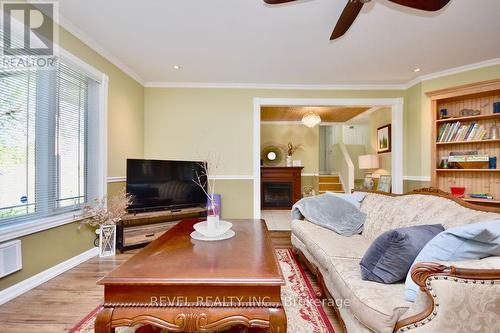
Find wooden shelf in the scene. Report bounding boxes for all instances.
[436,113,500,124]
[430,79,500,208]
[436,139,500,145]
[464,198,500,204]
[436,169,499,172]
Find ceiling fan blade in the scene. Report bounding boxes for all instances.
[388,0,450,11]
[330,1,364,40]
[263,0,298,4]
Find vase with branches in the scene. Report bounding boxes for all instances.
[281,142,303,166]
[193,153,221,230]
[79,189,133,257]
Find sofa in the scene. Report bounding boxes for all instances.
[291,189,500,333]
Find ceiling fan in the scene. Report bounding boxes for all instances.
[263,0,451,40]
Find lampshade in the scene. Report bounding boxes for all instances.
[358,154,379,170]
[301,112,321,127]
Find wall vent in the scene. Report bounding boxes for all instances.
[0,240,22,278]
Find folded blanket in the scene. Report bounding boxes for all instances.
[291,193,366,236]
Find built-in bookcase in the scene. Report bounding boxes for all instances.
[427,79,500,207]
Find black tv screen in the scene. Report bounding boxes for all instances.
[126,159,207,212]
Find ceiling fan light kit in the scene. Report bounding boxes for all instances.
[264,0,451,40]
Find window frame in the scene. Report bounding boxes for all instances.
[0,46,108,242]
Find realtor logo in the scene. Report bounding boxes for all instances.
[2,1,56,56]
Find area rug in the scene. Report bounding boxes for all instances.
[69,248,335,333]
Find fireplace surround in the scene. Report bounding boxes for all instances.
[261,167,303,209]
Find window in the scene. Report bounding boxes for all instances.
[0,59,104,227]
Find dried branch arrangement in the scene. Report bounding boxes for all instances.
[281,142,303,156]
[79,189,133,228]
[193,152,220,202]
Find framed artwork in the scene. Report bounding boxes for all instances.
[377,175,392,193]
[377,124,391,153]
[362,176,374,190]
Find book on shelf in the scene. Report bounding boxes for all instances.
[448,155,490,162]
[449,151,478,156]
[437,122,488,142]
[469,193,494,200]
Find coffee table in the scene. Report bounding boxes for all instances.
[95,219,286,333]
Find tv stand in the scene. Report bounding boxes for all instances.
[116,206,207,252]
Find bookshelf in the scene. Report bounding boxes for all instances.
[427,79,500,208]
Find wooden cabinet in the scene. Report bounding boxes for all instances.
[117,207,207,252]
[427,79,500,207]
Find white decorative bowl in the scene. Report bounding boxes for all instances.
[193,220,233,238]
[191,229,235,241]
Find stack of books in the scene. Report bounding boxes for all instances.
[437,122,488,142]
[469,193,494,200]
[448,151,489,162]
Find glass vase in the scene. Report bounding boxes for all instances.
[207,198,220,231]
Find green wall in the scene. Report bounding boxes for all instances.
[2,20,499,292]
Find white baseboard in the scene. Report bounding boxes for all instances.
[0,247,99,306]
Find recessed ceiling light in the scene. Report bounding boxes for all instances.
[413,68,421,73]
[173,65,181,70]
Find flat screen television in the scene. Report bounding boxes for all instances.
[126,159,207,212]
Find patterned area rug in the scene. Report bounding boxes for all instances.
[69,248,335,333]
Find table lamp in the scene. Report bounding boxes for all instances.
[358,154,380,189]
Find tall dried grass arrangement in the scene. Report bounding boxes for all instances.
[79,189,133,229]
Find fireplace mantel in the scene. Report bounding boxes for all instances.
[261,167,303,210]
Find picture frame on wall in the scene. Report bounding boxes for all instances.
[377,175,392,193]
[377,124,391,153]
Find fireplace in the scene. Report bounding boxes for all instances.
[261,167,303,209]
[263,182,293,207]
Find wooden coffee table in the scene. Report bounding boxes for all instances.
[95,219,286,333]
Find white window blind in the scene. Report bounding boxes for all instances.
[0,61,95,225]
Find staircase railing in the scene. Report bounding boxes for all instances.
[331,143,354,193]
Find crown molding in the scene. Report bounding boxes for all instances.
[146,57,500,90]
[58,15,146,86]
[144,81,407,90]
[54,14,500,91]
[403,57,500,89]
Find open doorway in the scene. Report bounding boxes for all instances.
[253,98,404,219]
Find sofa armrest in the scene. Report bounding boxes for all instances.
[394,261,500,333]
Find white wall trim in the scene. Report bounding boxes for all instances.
[301,173,320,177]
[253,97,405,217]
[404,57,500,89]
[145,81,406,90]
[107,176,126,183]
[0,247,99,306]
[145,57,500,90]
[261,121,343,126]
[208,175,254,180]
[106,175,255,182]
[58,15,146,86]
[0,212,82,243]
[403,175,432,182]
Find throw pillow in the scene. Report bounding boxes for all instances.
[404,219,500,302]
[360,224,444,284]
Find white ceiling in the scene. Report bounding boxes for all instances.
[58,0,500,85]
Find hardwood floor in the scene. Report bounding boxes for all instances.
[0,235,343,333]
[0,252,134,333]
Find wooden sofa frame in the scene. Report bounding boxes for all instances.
[292,188,500,333]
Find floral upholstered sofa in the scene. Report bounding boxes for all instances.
[291,189,500,333]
